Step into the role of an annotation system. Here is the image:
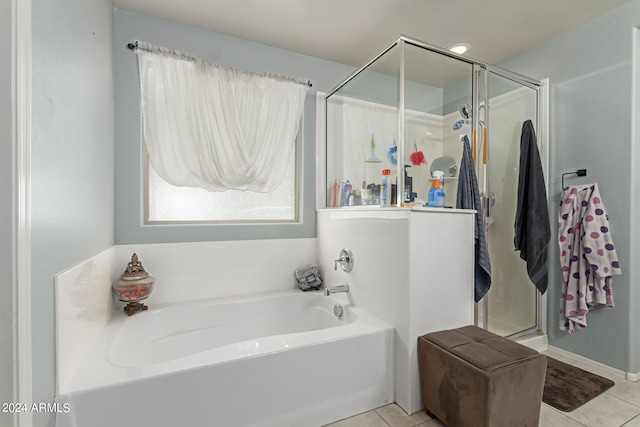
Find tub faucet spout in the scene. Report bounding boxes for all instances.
[325,284,350,296]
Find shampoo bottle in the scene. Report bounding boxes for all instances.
[380,169,391,206]
[428,170,445,207]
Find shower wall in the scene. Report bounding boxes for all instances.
[326,99,471,207]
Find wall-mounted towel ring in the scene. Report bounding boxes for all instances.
[561,169,587,189]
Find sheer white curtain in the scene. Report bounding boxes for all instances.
[137,42,307,192]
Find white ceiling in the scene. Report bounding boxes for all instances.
[113,0,630,66]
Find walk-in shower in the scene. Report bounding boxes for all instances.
[325,35,548,340]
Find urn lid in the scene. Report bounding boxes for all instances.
[120,253,149,281]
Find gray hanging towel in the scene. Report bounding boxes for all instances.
[456,136,492,302]
[514,120,551,294]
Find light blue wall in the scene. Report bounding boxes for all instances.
[31,0,114,425]
[0,0,16,423]
[500,0,640,372]
[114,9,354,244]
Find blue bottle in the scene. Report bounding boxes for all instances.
[428,171,445,207]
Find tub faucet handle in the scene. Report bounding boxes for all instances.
[334,248,354,272]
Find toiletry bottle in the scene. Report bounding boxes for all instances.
[348,189,355,206]
[342,180,352,206]
[428,170,446,207]
[403,165,414,203]
[354,188,362,206]
[381,169,391,206]
[368,183,380,205]
[361,181,369,205]
[329,179,339,207]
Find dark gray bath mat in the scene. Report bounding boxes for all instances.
[543,355,615,412]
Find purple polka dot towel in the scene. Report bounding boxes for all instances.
[558,183,621,333]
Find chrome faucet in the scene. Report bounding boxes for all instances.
[334,248,354,272]
[325,284,350,296]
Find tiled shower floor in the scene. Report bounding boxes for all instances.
[323,351,640,427]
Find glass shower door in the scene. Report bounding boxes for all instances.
[479,70,541,337]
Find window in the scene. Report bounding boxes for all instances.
[145,129,300,223]
[135,41,307,225]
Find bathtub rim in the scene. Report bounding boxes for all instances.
[59,289,393,396]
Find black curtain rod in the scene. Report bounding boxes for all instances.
[126,41,313,88]
[126,41,143,51]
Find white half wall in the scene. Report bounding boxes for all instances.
[317,207,475,414]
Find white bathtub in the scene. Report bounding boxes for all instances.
[55,290,394,427]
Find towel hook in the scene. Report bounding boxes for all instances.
[561,169,587,189]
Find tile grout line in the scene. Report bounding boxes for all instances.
[373,408,392,427]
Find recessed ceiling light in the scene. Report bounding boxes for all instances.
[448,43,470,55]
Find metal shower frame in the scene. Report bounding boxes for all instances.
[325,35,546,338]
[325,35,542,209]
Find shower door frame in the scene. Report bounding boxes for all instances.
[475,65,549,340]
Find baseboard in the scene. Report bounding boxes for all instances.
[547,345,637,381]
[627,371,640,382]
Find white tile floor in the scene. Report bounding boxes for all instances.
[324,350,640,427]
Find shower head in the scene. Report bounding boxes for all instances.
[459,103,472,120]
[453,119,471,130]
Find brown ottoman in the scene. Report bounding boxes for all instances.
[417,325,546,427]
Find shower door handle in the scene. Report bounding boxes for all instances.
[481,191,495,218]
